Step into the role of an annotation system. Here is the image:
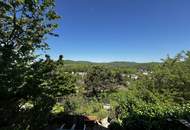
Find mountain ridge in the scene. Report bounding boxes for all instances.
[64,60,160,67]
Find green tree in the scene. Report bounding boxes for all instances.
[84,66,119,98]
[139,51,190,103]
[0,0,75,129]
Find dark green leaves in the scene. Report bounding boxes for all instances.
[84,66,122,98]
[0,1,74,130]
[46,10,60,20]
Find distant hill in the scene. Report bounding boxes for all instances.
[62,60,161,72]
[64,60,93,65]
[64,60,160,67]
[104,61,139,67]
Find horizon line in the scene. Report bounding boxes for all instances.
[64,59,163,64]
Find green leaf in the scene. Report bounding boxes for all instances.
[34,0,38,3]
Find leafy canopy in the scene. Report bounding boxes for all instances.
[0,0,75,130]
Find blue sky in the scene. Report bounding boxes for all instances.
[46,0,190,62]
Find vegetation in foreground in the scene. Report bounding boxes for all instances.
[51,51,190,130]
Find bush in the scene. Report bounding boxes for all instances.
[51,103,64,114]
[119,90,190,130]
[109,120,123,130]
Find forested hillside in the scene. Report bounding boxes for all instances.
[63,60,160,73]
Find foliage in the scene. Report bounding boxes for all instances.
[84,66,125,98]
[114,51,190,130]
[59,94,108,119]
[0,0,75,130]
[62,60,143,74]
[41,51,190,130]
[50,51,190,129]
[106,83,190,130]
[121,102,190,130]
[139,51,190,103]
[51,103,64,114]
[108,120,123,130]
